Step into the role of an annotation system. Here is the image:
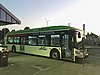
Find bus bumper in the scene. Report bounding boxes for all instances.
[76,52,89,59]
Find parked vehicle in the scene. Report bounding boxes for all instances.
[6,25,88,62]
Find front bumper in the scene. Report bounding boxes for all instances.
[84,53,89,58]
[76,52,89,59]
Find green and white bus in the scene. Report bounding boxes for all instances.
[6,26,88,61]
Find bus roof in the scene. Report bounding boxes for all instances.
[7,25,81,35]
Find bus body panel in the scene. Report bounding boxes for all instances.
[7,44,20,52]
[6,26,89,61]
[7,43,62,58]
[24,45,61,57]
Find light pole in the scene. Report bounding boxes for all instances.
[82,24,85,67]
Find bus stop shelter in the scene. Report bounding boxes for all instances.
[0,3,21,26]
[0,3,21,67]
[0,3,21,44]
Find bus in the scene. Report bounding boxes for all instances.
[6,26,88,62]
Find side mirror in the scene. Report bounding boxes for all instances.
[78,32,81,38]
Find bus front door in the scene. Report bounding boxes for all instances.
[20,37,25,53]
[62,34,72,59]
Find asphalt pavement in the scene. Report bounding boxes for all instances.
[0,48,100,75]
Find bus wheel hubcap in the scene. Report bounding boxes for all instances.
[52,52,58,58]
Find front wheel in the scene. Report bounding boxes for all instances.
[75,57,83,64]
[50,50,60,59]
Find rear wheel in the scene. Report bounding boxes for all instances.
[50,50,60,59]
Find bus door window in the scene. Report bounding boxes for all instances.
[69,33,76,50]
[62,34,71,57]
[20,37,25,51]
[68,33,76,59]
[21,37,25,45]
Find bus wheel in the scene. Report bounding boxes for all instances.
[50,50,60,59]
[12,46,16,53]
[75,57,83,64]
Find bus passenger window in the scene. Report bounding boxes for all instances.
[28,36,37,45]
[38,35,46,45]
[13,37,20,44]
[51,35,60,46]
[7,37,13,43]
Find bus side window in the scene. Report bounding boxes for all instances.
[28,36,37,45]
[14,37,20,44]
[7,37,13,44]
[38,35,47,46]
[51,35,60,46]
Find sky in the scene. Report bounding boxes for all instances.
[0,0,100,35]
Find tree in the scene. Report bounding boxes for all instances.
[11,29,15,32]
[2,28,10,39]
[24,26,30,30]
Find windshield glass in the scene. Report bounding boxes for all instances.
[74,31,83,49]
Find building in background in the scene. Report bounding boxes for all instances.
[85,33,98,46]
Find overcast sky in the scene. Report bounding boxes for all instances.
[0,0,100,35]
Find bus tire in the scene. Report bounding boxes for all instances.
[50,49,60,59]
[75,57,83,64]
[12,46,16,53]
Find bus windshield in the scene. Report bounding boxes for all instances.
[74,31,83,49]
